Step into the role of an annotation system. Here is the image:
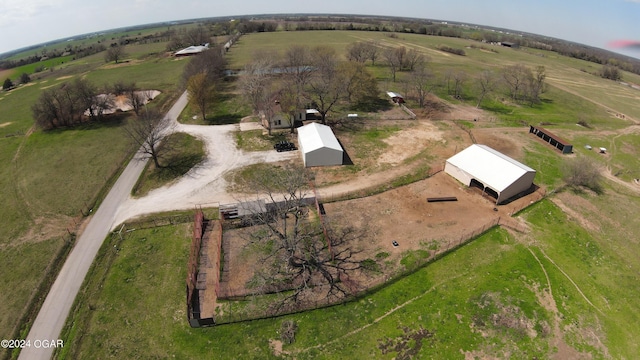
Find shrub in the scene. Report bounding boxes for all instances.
[280,320,298,344]
[563,156,603,194]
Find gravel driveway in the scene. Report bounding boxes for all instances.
[113,122,298,227]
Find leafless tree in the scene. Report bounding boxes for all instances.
[104,44,127,64]
[282,45,314,94]
[451,70,468,99]
[410,64,436,108]
[124,108,173,168]
[404,49,426,72]
[475,70,498,108]
[125,88,149,117]
[365,40,380,65]
[182,46,227,85]
[240,51,277,114]
[306,46,343,125]
[32,78,106,129]
[242,165,363,311]
[383,47,402,82]
[502,64,531,101]
[346,42,369,63]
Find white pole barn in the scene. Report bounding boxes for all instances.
[445,144,536,204]
[297,122,343,167]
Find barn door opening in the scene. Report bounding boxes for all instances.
[470,179,499,203]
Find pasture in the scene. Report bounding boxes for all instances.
[58,195,640,359]
[1,27,640,359]
[0,41,187,355]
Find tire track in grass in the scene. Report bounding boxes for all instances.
[292,276,463,356]
[537,247,604,316]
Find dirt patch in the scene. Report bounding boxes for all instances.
[551,194,601,232]
[378,121,445,165]
[473,127,527,160]
[56,75,73,81]
[269,339,284,357]
[218,172,542,300]
[6,215,72,248]
[0,122,12,128]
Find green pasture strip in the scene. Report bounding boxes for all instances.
[14,122,135,218]
[83,57,187,94]
[0,238,65,357]
[132,132,206,197]
[0,139,31,241]
[521,198,640,358]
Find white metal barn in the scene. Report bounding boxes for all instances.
[297,122,343,167]
[445,144,536,204]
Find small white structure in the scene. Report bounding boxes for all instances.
[297,122,343,167]
[175,43,209,57]
[445,144,536,204]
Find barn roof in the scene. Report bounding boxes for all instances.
[297,122,342,153]
[175,43,209,56]
[446,144,535,192]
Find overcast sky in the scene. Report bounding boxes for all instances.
[1,0,639,57]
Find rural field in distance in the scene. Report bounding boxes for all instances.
[1,16,640,359]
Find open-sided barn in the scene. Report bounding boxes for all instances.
[445,144,536,204]
[297,122,343,167]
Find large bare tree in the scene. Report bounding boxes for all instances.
[305,46,344,125]
[410,64,436,108]
[124,108,173,168]
[475,70,498,108]
[243,165,363,310]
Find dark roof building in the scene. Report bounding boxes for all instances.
[529,125,573,154]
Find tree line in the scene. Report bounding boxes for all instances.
[239,44,379,134]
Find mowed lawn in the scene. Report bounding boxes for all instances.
[59,195,640,359]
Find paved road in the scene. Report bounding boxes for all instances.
[19,91,189,360]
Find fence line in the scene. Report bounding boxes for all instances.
[319,165,444,204]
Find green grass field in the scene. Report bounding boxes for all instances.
[0,43,188,353]
[59,195,640,358]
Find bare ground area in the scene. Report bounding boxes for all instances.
[217,172,543,303]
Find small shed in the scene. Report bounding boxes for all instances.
[529,125,573,154]
[297,122,343,167]
[445,144,536,204]
[295,109,321,121]
[387,91,405,104]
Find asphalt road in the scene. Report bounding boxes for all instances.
[18,91,189,360]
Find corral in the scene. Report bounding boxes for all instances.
[215,171,543,316]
